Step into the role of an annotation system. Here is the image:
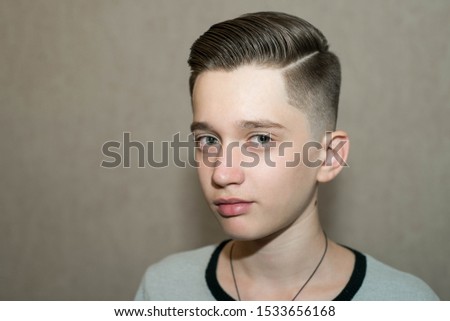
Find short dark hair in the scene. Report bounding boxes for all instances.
[188,11,341,136]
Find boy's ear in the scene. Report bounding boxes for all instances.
[316,130,350,183]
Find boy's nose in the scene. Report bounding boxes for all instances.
[211,142,245,187]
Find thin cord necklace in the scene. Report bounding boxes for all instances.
[229,232,328,301]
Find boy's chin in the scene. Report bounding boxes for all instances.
[219,224,275,242]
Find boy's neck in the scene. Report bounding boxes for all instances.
[217,202,355,300]
[233,206,325,283]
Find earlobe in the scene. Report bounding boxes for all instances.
[316,130,350,183]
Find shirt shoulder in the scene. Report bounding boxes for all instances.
[354,254,439,300]
[134,244,217,300]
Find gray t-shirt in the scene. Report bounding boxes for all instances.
[135,241,439,301]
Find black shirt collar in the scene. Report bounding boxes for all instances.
[205,240,366,301]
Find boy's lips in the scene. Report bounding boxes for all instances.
[213,198,254,217]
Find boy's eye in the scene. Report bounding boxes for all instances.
[196,135,220,149]
[249,134,272,145]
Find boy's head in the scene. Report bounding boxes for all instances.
[188,12,349,240]
[188,11,341,138]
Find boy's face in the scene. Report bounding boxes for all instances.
[191,65,322,240]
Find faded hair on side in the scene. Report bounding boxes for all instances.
[188,11,341,136]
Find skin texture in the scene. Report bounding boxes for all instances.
[191,65,353,300]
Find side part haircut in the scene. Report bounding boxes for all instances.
[188,11,341,137]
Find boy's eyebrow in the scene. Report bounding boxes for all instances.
[190,121,211,132]
[238,120,285,130]
[190,120,285,132]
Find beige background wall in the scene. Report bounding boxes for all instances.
[1,0,449,300]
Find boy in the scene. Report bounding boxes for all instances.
[135,12,438,300]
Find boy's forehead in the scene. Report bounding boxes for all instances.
[191,66,311,135]
[192,65,289,105]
